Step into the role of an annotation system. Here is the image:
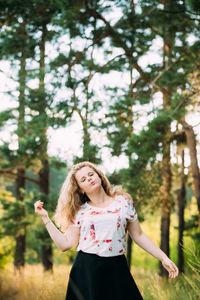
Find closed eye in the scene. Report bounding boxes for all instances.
[80,172,94,182]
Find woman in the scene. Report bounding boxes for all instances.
[34,161,179,300]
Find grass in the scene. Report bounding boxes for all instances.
[0,259,199,300]
[135,265,200,300]
[0,264,70,300]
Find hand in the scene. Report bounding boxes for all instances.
[161,257,179,279]
[34,200,48,218]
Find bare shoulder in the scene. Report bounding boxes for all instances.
[118,193,135,205]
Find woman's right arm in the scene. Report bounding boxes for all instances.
[34,200,80,252]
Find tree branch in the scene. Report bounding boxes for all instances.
[85,8,150,83]
[151,56,182,87]
[67,33,108,72]
[174,89,200,111]
[0,169,40,185]
[85,53,125,89]
[169,130,186,143]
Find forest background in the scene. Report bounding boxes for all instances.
[0,0,200,299]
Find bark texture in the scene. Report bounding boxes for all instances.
[159,129,172,277]
[177,150,186,273]
[182,121,200,228]
[14,167,26,271]
[127,234,132,269]
[39,23,53,271]
[14,24,27,271]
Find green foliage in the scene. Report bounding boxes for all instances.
[0,109,16,127]
[0,192,28,237]
[184,214,200,242]
[0,143,18,168]
[0,236,14,268]
[0,26,36,60]
[0,190,16,267]
[175,243,200,300]
[128,111,172,163]
[186,0,200,13]
[73,144,101,165]
[0,186,59,265]
[0,0,200,271]
[103,94,134,156]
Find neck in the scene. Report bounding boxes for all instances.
[86,186,111,205]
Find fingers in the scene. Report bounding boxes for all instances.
[168,263,179,279]
[34,201,48,219]
[171,264,179,278]
[172,266,179,278]
[34,200,44,211]
[162,258,179,279]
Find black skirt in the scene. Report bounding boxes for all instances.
[65,251,143,300]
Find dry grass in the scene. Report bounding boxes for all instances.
[0,264,152,300]
[0,263,199,300]
[0,264,71,300]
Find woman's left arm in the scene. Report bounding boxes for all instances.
[127,219,179,278]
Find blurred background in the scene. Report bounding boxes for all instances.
[0,0,199,299]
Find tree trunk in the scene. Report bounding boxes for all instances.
[14,233,26,271]
[182,120,200,228]
[159,126,172,277]
[39,159,53,271]
[159,4,174,271]
[159,207,170,276]
[39,23,53,271]
[14,167,26,272]
[177,150,185,273]
[14,23,26,272]
[126,234,132,269]
[82,116,90,159]
[126,63,135,268]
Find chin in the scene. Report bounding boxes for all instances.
[89,183,101,192]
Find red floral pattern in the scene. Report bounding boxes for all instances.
[117,216,121,229]
[89,224,95,240]
[72,195,137,257]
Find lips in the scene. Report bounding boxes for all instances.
[90,181,95,185]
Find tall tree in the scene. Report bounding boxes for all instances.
[140,0,196,276]
[99,0,197,275]
[177,149,186,273]
[182,121,200,227]
[26,0,64,271]
[14,21,27,272]
[0,0,64,271]
[50,1,115,163]
[0,2,37,271]
[38,20,53,271]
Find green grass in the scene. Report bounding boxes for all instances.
[135,244,200,300]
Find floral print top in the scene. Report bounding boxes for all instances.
[72,195,138,257]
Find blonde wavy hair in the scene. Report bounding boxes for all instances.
[53,161,132,232]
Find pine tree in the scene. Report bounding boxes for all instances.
[87,0,198,275]
[0,1,37,271]
[0,0,65,271]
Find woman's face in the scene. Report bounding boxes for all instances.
[75,166,102,195]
